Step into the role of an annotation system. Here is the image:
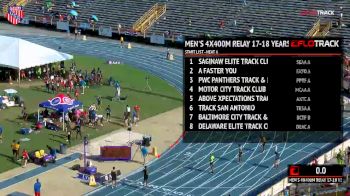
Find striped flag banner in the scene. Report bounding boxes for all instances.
[6,6,25,25]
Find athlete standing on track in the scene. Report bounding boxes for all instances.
[260,135,266,152]
[238,144,243,163]
[111,167,117,188]
[275,145,278,154]
[274,151,280,168]
[34,179,41,196]
[209,153,215,174]
[143,166,149,187]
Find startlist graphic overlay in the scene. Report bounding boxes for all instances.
[184,38,343,143]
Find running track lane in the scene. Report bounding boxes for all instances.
[0,153,81,190]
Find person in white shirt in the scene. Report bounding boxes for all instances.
[117,86,121,99]
[118,24,122,34]
[249,26,254,34]
[339,7,345,28]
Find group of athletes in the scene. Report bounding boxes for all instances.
[209,135,280,174]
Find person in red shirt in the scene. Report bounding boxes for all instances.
[311,156,318,166]
[20,70,26,79]
[74,88,79,100]
[60,79,65,89]
[219,20,225,29]
[134,105,140,120]
[69,80,74,92]
[22,149,29,168]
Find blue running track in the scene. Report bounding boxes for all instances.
[0,153,80,190]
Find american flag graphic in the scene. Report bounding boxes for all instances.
[7,6,25,25]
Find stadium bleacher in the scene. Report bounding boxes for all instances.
[23,0,159,32]
[148,0,243,37]
[1,0,11,15]
[148,0,343,37]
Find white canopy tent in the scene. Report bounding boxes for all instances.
[0,35,73,82]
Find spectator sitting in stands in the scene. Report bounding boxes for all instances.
[219,20,225,29]
[266,27,273,36]
[249,26,254,34]
[46,1,54,12]
[71,1,79,7]
[59,14,64,21]
[53,11,60,19]
[67,1,78,8]
[118,24,122,34]
[164,30,170,37]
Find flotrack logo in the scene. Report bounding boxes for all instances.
[300,9,335,16]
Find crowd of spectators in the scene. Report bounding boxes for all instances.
[40,62,103,96]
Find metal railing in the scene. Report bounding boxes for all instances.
[318,21,332,37]
[306,19,320,37]
[132,3,166,34]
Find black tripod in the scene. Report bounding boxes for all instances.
[144,76,152,91]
